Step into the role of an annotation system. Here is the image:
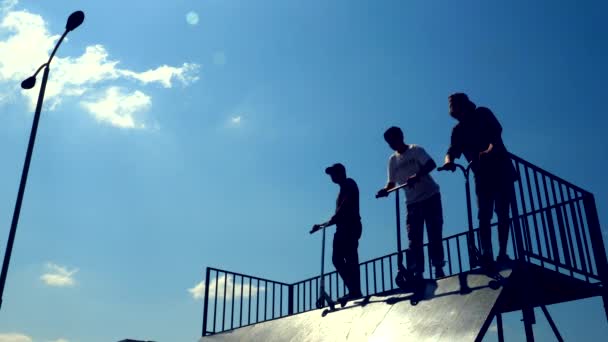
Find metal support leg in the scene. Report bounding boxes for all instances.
[522,307,536,342]
[541,305,564,342]
[496,313,505,342]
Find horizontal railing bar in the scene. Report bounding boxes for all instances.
[206,268,290,286]
[510,154,590,195]
[517,196,585,217]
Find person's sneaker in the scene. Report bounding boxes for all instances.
[338,292,363,307]
[337,294,349,307]
[435,267,446,278]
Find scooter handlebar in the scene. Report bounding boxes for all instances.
[437,162,472,174]
[309,223,329,234]
[375,183,409,199]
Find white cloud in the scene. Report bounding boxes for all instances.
[0,333,32,342]
[212,51,226,66]
[186,11,199,26]
[0,7,199,129]
[230,116,242,124]
[40,263,78,287]
[48,339,69,342]
[119,63,199,88]
[489,324,498,333]
[189,274,264,301]
[82,87,151,129]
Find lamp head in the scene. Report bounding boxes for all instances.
[66,11,84,32]
[21,76,36,90]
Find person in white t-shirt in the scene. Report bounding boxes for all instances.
[376,126,446,278]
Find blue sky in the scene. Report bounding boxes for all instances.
[0,0,607,341]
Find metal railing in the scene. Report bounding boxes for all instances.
[201,154,607,337]
[509,154,607,284]
[201,268,291,336]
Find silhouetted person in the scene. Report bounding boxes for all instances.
[376,127,446,278]
[441,93,517,268]
[312,163,363,301]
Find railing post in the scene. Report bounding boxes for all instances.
[288,284,294,315]
[582,194,608,320]
[202,267,211,337]
[510,173,526,261]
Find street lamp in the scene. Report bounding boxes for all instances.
[0,10,84,310]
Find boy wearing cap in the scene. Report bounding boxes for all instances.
[312,163,363,301]
[376,126,446,279]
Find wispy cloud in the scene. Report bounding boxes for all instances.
[230,116,242,125]
[119,63,199,88]
[0,5,199,129]
[0,333,33,342]
[40,263,78,287]
[489,324,498,333]
[186,11,199,26]
[82,87,151,129]
[48,339,69,342]
[188,274,264,301]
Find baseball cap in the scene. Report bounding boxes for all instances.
[325,163,346,176]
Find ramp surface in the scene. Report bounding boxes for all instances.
[200,270,510,342]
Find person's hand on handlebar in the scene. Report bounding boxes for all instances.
[439,162,457,172]
[310,223,327,234]
[406,174,420,186]
[375,188,389,198]
[479,143,494,160]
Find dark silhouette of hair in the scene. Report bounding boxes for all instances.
[448,93,477,113]
[383,126,404,143]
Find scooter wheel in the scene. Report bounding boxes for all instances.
[316,298,324,309]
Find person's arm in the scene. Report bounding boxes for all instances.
[410,159,436,180]
[408,147,437,185]
[313,206,344,232]
[327,199,346,226]
[479,107,502,156]
[443,126,461,169]
[377,157,396,197]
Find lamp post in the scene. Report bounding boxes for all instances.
[0,10,84,310]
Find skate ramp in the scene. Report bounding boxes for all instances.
[200,270,510,342]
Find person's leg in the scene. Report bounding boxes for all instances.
[424,193,446,277]
[495,181,515,261]
[343,230,362,297]
[476,177,496,264]
[406,202,425,274]
[332,233,349,288]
